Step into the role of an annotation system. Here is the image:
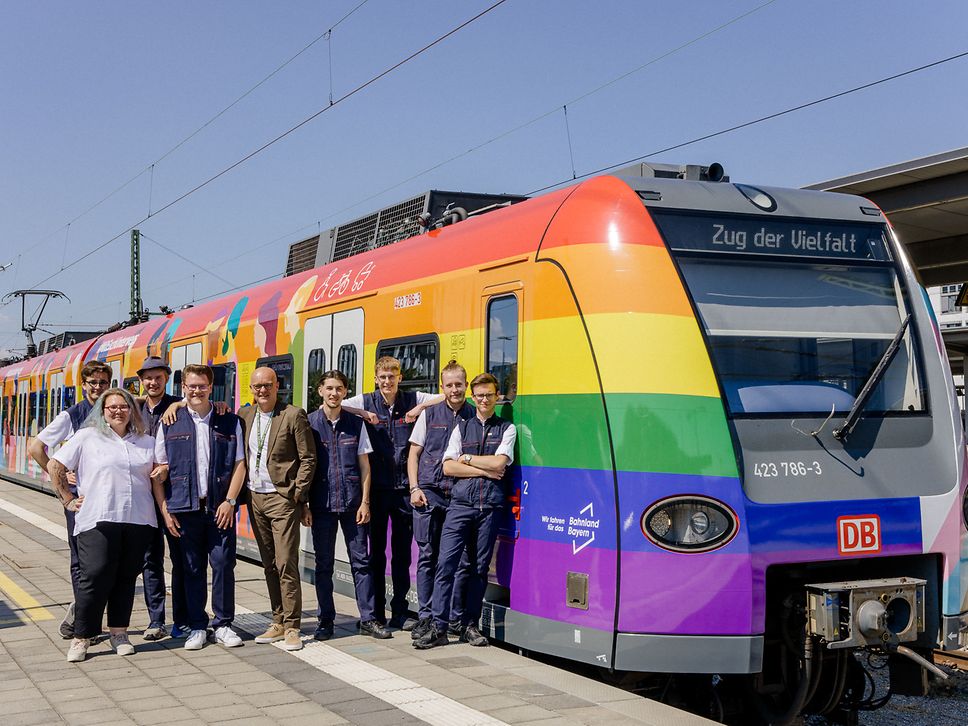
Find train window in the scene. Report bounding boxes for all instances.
[64,386,76,408]
[212,364,237,412]
[677,257,924,416]
[39,388,48,430]
[376,335,438,393]
[28,392,37,435]
[486,295,519,402]
[306,348,326,411]
[255,354,294,405]
[123,377,141,396]
[337,345,358,397]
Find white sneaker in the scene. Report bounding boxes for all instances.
[214,625,243,647]
[66,637,88,663]
[110,632,135,656]
[184,629,207,650]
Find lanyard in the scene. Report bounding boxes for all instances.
[255,410,273,471]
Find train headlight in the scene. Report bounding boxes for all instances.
[641,496,738,553]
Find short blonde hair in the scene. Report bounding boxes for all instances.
[374,356,401,374]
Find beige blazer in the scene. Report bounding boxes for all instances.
[238,401,316,504]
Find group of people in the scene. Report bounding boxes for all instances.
[30,354,516,662]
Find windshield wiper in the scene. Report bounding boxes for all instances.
[832,313,912,442]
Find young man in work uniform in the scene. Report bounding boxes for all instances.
[135,357,187,641]
[415,372,516,649]
[406,360,475,640]
[29,359,113,639]
[153,364,247,651]
[307,370,389,640]
[342,356,441,628]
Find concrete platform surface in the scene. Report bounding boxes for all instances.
[0,478,712,726]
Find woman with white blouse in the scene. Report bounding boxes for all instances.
[48,387,165,663]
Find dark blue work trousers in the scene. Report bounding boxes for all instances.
[64,507,81,600]
[176,508,236,631]
[412,489,469,622]
[369,490,413,620]
[431,503,500,631]
[142,503,187,627]
[311,509,375,623]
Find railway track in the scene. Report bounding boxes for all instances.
[933,647,968,671]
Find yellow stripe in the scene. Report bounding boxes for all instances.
[524,312,719,397]
[0,570,55,623]
[587,312,720,397]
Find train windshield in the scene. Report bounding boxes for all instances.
[653,212,923,416]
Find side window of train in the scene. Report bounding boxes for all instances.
[306,349,326,412]
[337,344,358,397]
[486,294,519,402]
[212,364,237,412]
[123,377,141,396]
[256,355,294,406]
[376,335,439,393]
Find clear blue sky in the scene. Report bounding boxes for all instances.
[2,0,967,356]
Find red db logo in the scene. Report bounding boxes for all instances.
[837,515,881,555]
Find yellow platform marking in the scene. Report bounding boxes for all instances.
[0,569,55,624]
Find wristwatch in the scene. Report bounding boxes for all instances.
[226,497,237,506]
[463,454,472,465]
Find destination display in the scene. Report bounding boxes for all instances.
[651,212,892,262]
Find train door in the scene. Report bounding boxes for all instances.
[15,378,30,474]
[332,309,364,399]
[107,357,123,388]
[300,308,364,559]
[168,341,203,396]
[482,288,522,588]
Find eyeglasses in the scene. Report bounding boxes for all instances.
[85,379,110,388]
[473,392,497,400]
[251,383,274,390]
[184,384,210,391]
[105,404,130,413]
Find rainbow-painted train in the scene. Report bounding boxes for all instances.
[2,167,966,721]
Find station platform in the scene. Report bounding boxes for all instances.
[0,479,711,726]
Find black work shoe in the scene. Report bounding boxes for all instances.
[360,620,392,639]
[447,619,462,636]
[410,617,432,640]
[460,623,489,647]
[413,625,448,650]
[400,617,418,631]
[314,622,334,641]
[388,612,414,629]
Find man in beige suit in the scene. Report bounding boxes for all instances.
[238,367,316,651]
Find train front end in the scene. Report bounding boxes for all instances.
[612,172,966,719]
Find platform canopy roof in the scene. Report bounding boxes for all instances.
[805,147,968,288]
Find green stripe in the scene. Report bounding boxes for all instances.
[502,393,737,477]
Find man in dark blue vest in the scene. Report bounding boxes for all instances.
[406,360,475,641]
[29,359,112,639]
[342,356,441,629]
[414,372,516,650]
[307,370,389,641]
[152,364,246,651]
[136,357,187,641]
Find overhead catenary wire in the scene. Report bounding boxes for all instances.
[1,0,757,331]
[529,48,968,194]
[5,0,373,266]
[5,0,508,302]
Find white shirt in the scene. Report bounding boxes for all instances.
[154,407,244,499]
[442,418,516,464]
[247,409,277,494]
[37,410,75,448]
[53,427,158,535]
